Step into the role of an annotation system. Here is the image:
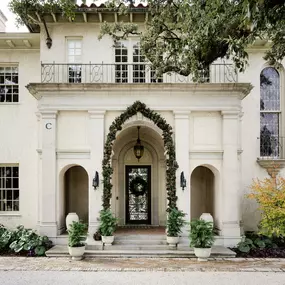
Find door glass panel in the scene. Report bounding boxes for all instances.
[126,166,150,224]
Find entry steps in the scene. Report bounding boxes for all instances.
[46,234,236,258]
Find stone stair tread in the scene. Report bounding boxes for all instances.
[45,245,236,258]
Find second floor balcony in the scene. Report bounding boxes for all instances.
[41,62,237,84]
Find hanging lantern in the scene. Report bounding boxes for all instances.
[133,126,144,161]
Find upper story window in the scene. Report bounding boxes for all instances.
[114,40,163,83]
[260,67,281,158]
[115,42,128,83]
[67,39,82,83]
[0,66,19,103]
[0,165,19,212]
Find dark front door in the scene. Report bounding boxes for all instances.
[126,165,151,224]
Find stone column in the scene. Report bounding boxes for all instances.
[87,111,105,243]
[174,111,191,235]
[221,111,241,246]
[39,111,58,237]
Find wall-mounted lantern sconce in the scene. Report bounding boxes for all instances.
[46,36,52,49]
[180,171,186,190]
[93,171,99,189]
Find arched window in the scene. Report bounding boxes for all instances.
[260,67,280,157]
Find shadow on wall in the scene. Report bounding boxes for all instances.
[191,166,214,220]
[64,166,89,224]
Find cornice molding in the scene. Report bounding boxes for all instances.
[26,83,253,100]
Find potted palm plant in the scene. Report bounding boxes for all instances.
[189,219,215,261]
[166,207,186,247]
[68,221,87,260]
[99,209,118,245]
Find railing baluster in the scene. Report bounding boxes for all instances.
[41,63,237,84]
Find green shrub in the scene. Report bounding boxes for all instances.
[68,221,88,247]
[166,208,186,237]
[236,231,280,253]
[0,224,13,252]
[189,219,215,248]
[247,176,285,237]
[9,225,52,256]
[99,209,118,236]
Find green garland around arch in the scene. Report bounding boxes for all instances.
[102,101,178,211]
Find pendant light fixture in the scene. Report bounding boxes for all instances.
[133,126,144,161]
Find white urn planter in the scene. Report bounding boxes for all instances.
[66,213,79,231]
[102,236,114,245]
[194,248,212,261]
[68,245,85,261]
[166,236,179,247]
[200,213,214,227]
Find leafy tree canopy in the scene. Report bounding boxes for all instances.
[8,0,285,81]
[100,0,285,80]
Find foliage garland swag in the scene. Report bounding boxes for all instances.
[102,101,178,210]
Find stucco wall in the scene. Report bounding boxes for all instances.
[0,50,40,228]
[240,53,285,231]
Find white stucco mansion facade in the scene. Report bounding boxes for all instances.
[0,5,284,247]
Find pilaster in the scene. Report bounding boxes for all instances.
[174,111,191,234]
[39,111,58,237]
[221,110,242,245]
[87,110,105,243]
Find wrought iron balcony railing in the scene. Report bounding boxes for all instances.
[41,62,237,84]
[259,135,285,159]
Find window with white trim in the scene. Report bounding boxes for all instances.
[260,67,281,158]
[114,41,163,83]
[115,42,128,83]
[67,39,82,83]
[0,166,19,212]
[0,66,19,103]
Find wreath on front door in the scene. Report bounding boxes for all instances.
[129,176,148,197]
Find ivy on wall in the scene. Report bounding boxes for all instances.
[102,101,178,211]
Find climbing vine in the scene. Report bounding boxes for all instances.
[102,101,178,211]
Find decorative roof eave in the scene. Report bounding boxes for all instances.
[24,3,149,32]
[26,82,252,100]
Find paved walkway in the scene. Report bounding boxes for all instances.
[1,271,285,285]
[0,257,285,272]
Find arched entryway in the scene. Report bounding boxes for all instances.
[102,101,178,214]
[112,123,166,226]
[191,166,215,221]
[63,165,89,225]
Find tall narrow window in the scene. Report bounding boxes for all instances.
[0,166,19,212]
[260,67,280,158]
[133,43,145,83]
[67,39,82,83]
[0,66,19,103]
[115,42,128,83]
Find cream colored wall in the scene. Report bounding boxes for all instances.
[239,53,285,231]
[0,50,40,228]
[57,111,89,149]
[190,112,222,150]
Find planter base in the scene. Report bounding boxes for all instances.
[194,247,212,261]
[102,235,114,245]
[68,245,85,261]
[166,236,179,248]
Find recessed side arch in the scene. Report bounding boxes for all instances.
[190,164,220,226]
[102,101,178,211]
[58,163,89,228]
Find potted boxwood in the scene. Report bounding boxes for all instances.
[99,209,118,245]
[166,207,186,247]
[68,221,87,260]
[189,219,215,261]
